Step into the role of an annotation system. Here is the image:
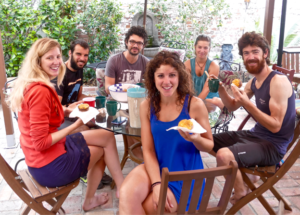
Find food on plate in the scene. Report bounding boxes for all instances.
[78,103,89,112]
[232,79,242,88]
[178,119,193,130]
[122,85,138,92]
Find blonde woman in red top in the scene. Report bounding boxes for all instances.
[7,38,124,212]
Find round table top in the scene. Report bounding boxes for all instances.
[94,100,221,137]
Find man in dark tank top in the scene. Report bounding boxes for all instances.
[211,32,295,204]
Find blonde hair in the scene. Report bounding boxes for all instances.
[7,38,66,112]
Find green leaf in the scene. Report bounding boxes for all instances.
[42,29,50,34]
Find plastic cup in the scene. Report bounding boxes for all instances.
[83,97,95,107]
[96,96,106,108]
[106,101,121,116]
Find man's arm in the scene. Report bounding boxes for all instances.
[184,59,191,73]
[216,77,254,112]
[240,75,292,133]
[105,76,115,94]
[198,61,219,99]
[104,56,117,94]
[77,86,88,100]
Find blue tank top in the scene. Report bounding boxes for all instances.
[250,71,295,155]
[190,58,219,99]
[150,95,205,210]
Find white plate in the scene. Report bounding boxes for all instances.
[166,119,207,134]
[69,106,99,124]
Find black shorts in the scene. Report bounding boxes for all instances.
[213,130,284,168]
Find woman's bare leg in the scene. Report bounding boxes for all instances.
[119,164,151,214]
[119,164,178,214]
[81,129,124,197]
[142,188,178,214]
[83,146,108,211]
[206,97,224,109]
[69,125,89,135]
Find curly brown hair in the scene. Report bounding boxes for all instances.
[124,26,148,49]
[144,51,194,119]
[238,31,270,65]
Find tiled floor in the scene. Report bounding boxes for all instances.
[0,91,300,214]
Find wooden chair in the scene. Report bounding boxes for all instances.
[272,64,295,81]
[157,160,238,215]
[0,153,79,215]
[226,66,298,214]
[227,120,300,214]
[281,47,300,74]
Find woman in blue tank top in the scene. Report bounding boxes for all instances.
[184,35,224,109]
[119,51,214,214]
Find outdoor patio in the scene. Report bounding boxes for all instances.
[0,88,299,215]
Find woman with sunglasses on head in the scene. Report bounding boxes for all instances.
[184,35,224,108]
[7,38,124,212]
[119,51,213,214]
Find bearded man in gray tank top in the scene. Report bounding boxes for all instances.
[210,32,295,204]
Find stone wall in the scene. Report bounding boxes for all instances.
[115,0,300,65]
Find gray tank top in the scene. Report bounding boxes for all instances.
[250,71,295,155]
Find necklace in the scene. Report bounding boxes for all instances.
[196,58,207,71]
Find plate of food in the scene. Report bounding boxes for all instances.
[166,119,207,134]
[69,104,99,124]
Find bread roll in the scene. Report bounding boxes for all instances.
[78,104,89,112]
[178,119,193,130]
[232,79,242,88]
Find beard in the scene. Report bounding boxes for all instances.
[70,54,87,71]
[128,47,140,56]
[244,57,265,75]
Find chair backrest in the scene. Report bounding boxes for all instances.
[281,47,300,74]
[157,161,238,215]
[159,41,187,62]
[272,64,295,82]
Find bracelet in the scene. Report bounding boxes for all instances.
[151,181,161,191]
